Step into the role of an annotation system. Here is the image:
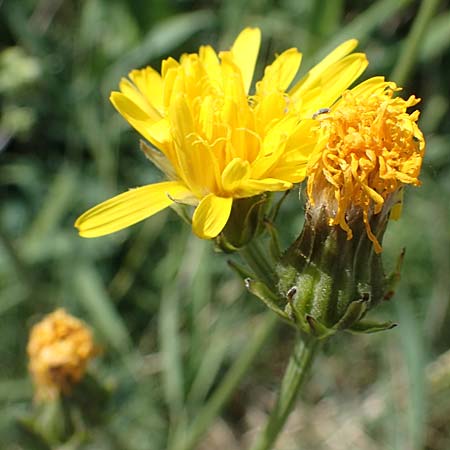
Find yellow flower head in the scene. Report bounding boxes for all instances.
[27,309,97,401]
[75,28,367,240]
[306,77,425,253]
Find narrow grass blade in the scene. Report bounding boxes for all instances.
[391,0,442,85]
[73,264,132,354]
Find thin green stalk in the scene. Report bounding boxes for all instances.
[390,0,441,85]
[249,336,320,450]
[175,313,277,450]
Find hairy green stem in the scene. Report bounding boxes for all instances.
[249,336,320,450]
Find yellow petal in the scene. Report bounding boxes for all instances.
[311,39,358,73]
[257,48,302,95]
[222,158,251,192]
[118,78,160,120]
[290,40,363,99]
[161,57,179,78]
[162,60,180,110]
[239,178,292,196]
[296,54,368,116]
[254,92,289,135]
[268,164,307,182]
[111,92,171,148]
[169,94,221,194]
[267,121,319,180]
[110,91,155,122]
[129,67,164,114]
[192,194,233,239]
[251,115,299,178]
[145,119,172,146]
[199,45,221,84]
[230,27,261,94]
[75,181,191,238]
[349,76,390,97]
[220,54,251,107]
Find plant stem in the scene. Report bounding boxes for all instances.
[249,336,320,450]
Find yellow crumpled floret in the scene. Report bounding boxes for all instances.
[306,77,425,253]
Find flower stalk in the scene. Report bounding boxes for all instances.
[249,335,320,450]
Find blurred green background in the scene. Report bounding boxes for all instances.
[1,0,450,449]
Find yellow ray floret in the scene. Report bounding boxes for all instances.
[306,78,425,253]
[76,28,368,239]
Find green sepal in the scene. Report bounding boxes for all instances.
[348,319,397,334]
[334,299,368,331]
[384,248,405,300]
[169,201,193,227]
[284,301,310,331]
[14,419,53,450]
[140,140,177,179]
[268,190,290,223]
[216,195,270,252]
[244,278,288,319]
[264,218,282,261]
[16,396,72,446]
[305,315,336,339]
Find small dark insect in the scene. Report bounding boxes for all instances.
[312,108,331,119]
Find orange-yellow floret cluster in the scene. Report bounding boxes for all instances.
[306,79,425,252]
[27,309,97,401]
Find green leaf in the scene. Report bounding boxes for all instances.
[334,299,368,330]
[245,278,287,318]
[348,319,397,334]
[305,315,336,339]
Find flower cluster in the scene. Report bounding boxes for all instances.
[75,28,367,241]
[27,309,97,401]
[74,28,426,335]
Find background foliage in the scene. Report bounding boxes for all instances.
[1,0,450,449]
